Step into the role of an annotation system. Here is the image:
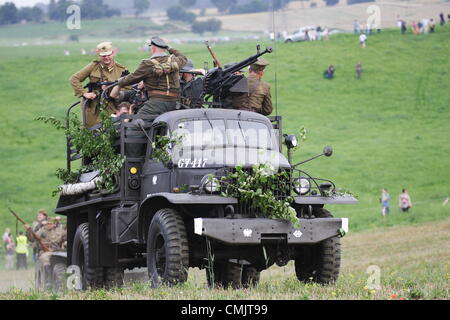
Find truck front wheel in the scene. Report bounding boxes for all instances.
[294,208,341,284]
[72,223,104,289]
[147,208,189,288]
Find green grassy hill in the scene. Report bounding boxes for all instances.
[0,26,449,237]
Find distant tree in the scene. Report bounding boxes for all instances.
[134,0,150,16]
[191,18,221,34]
[229,0,267,14]
[18,6,44,23]
[166,5,196,23]
[48,0,73,21]
[272,0,291,10]
[179,0,196,7]
[80,0,120,19]
[0,2,19,25]
[210,0,236,13]
[324,0,339,5]
[347,0,374,4]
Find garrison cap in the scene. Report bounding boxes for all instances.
[37,209,48,217]
[96,42,114,56]
[149,36,169,49]
[251,58,269,68]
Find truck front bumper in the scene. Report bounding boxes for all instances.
[194,217,348,245]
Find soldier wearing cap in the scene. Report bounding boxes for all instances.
[180,59,205,109]
[69,41,128,128]
[247,58,272,116]
[33,217,67,288]
[27,209,48,262]
[116,36,187,117]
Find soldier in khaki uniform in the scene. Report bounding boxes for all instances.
[25,217,66,288]
[27,208,48,262]
[117,37,187,117]
[69,42,128,128]
[247,58,273,116]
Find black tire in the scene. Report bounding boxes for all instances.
[147,208,189,288]
[242,266,260,288]
[206,263,242,289]
[52,263,67,292]
[104,267,124,289]
[294,208,341,284]
[72,223,104,290]
[35,263,45,291]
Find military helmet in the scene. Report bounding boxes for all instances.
[149,36,169,49]
[96,42,114,56]
[181,59,194,73]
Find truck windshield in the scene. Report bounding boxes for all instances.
[173,119,276,150]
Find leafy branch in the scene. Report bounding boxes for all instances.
[219,164,300,227]
[37,111,125,195]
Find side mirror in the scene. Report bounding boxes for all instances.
[323,146,333,157]
[284,134,298,149]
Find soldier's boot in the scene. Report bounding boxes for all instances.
[44,265,53,290]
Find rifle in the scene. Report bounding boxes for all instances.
[205,41,222,68]
[203,45,273,101]
[83,81,118,93]
[8,208,49,252]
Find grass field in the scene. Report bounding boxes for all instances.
[0,21,449,299]
[1,218,448,299]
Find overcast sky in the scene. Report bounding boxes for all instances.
[0,0,50,7]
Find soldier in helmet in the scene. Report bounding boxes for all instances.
[179,59,205,109]
[69,41,129,128]
[116,36,187,117]
[247,58,273,116]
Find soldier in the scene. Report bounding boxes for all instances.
[179,59,205,109]
[69,41,128,128]
[28,209,48,262]
[116,36,187,118]
[247,58,273,116]
[25,217,66,289]
[221,62,251,111]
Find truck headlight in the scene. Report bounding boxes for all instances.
[201,175,220,193]
[294,177,311,195]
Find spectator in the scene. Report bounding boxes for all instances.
[399,189,413,213]
[354,20,359,34]
[323,65,335,80]
[316,26,322,41]
[359,33,367,48]
[4,233,14,270]
[381,189,390,216]
[429,19,436,33]
[439,13,445,26]
[355,63,363,80]
[2,228,11,251]
[15,231,28,270]
[400,20,407,34]
[323,27,329,41]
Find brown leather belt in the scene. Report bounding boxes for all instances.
[149,90,178,97]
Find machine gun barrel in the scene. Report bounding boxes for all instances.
[223,47,273,75]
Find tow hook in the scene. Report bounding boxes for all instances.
[338,228,346,238]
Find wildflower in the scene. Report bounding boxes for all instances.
[391,294,398,299]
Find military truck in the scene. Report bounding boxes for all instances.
[55,48,357,290]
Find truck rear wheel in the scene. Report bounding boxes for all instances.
[72,223,104,289]
[242,266,260,288]
[52,263,67,292]
[206,263,243,289]
[294,208,341,284]
[147,208,189,288]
